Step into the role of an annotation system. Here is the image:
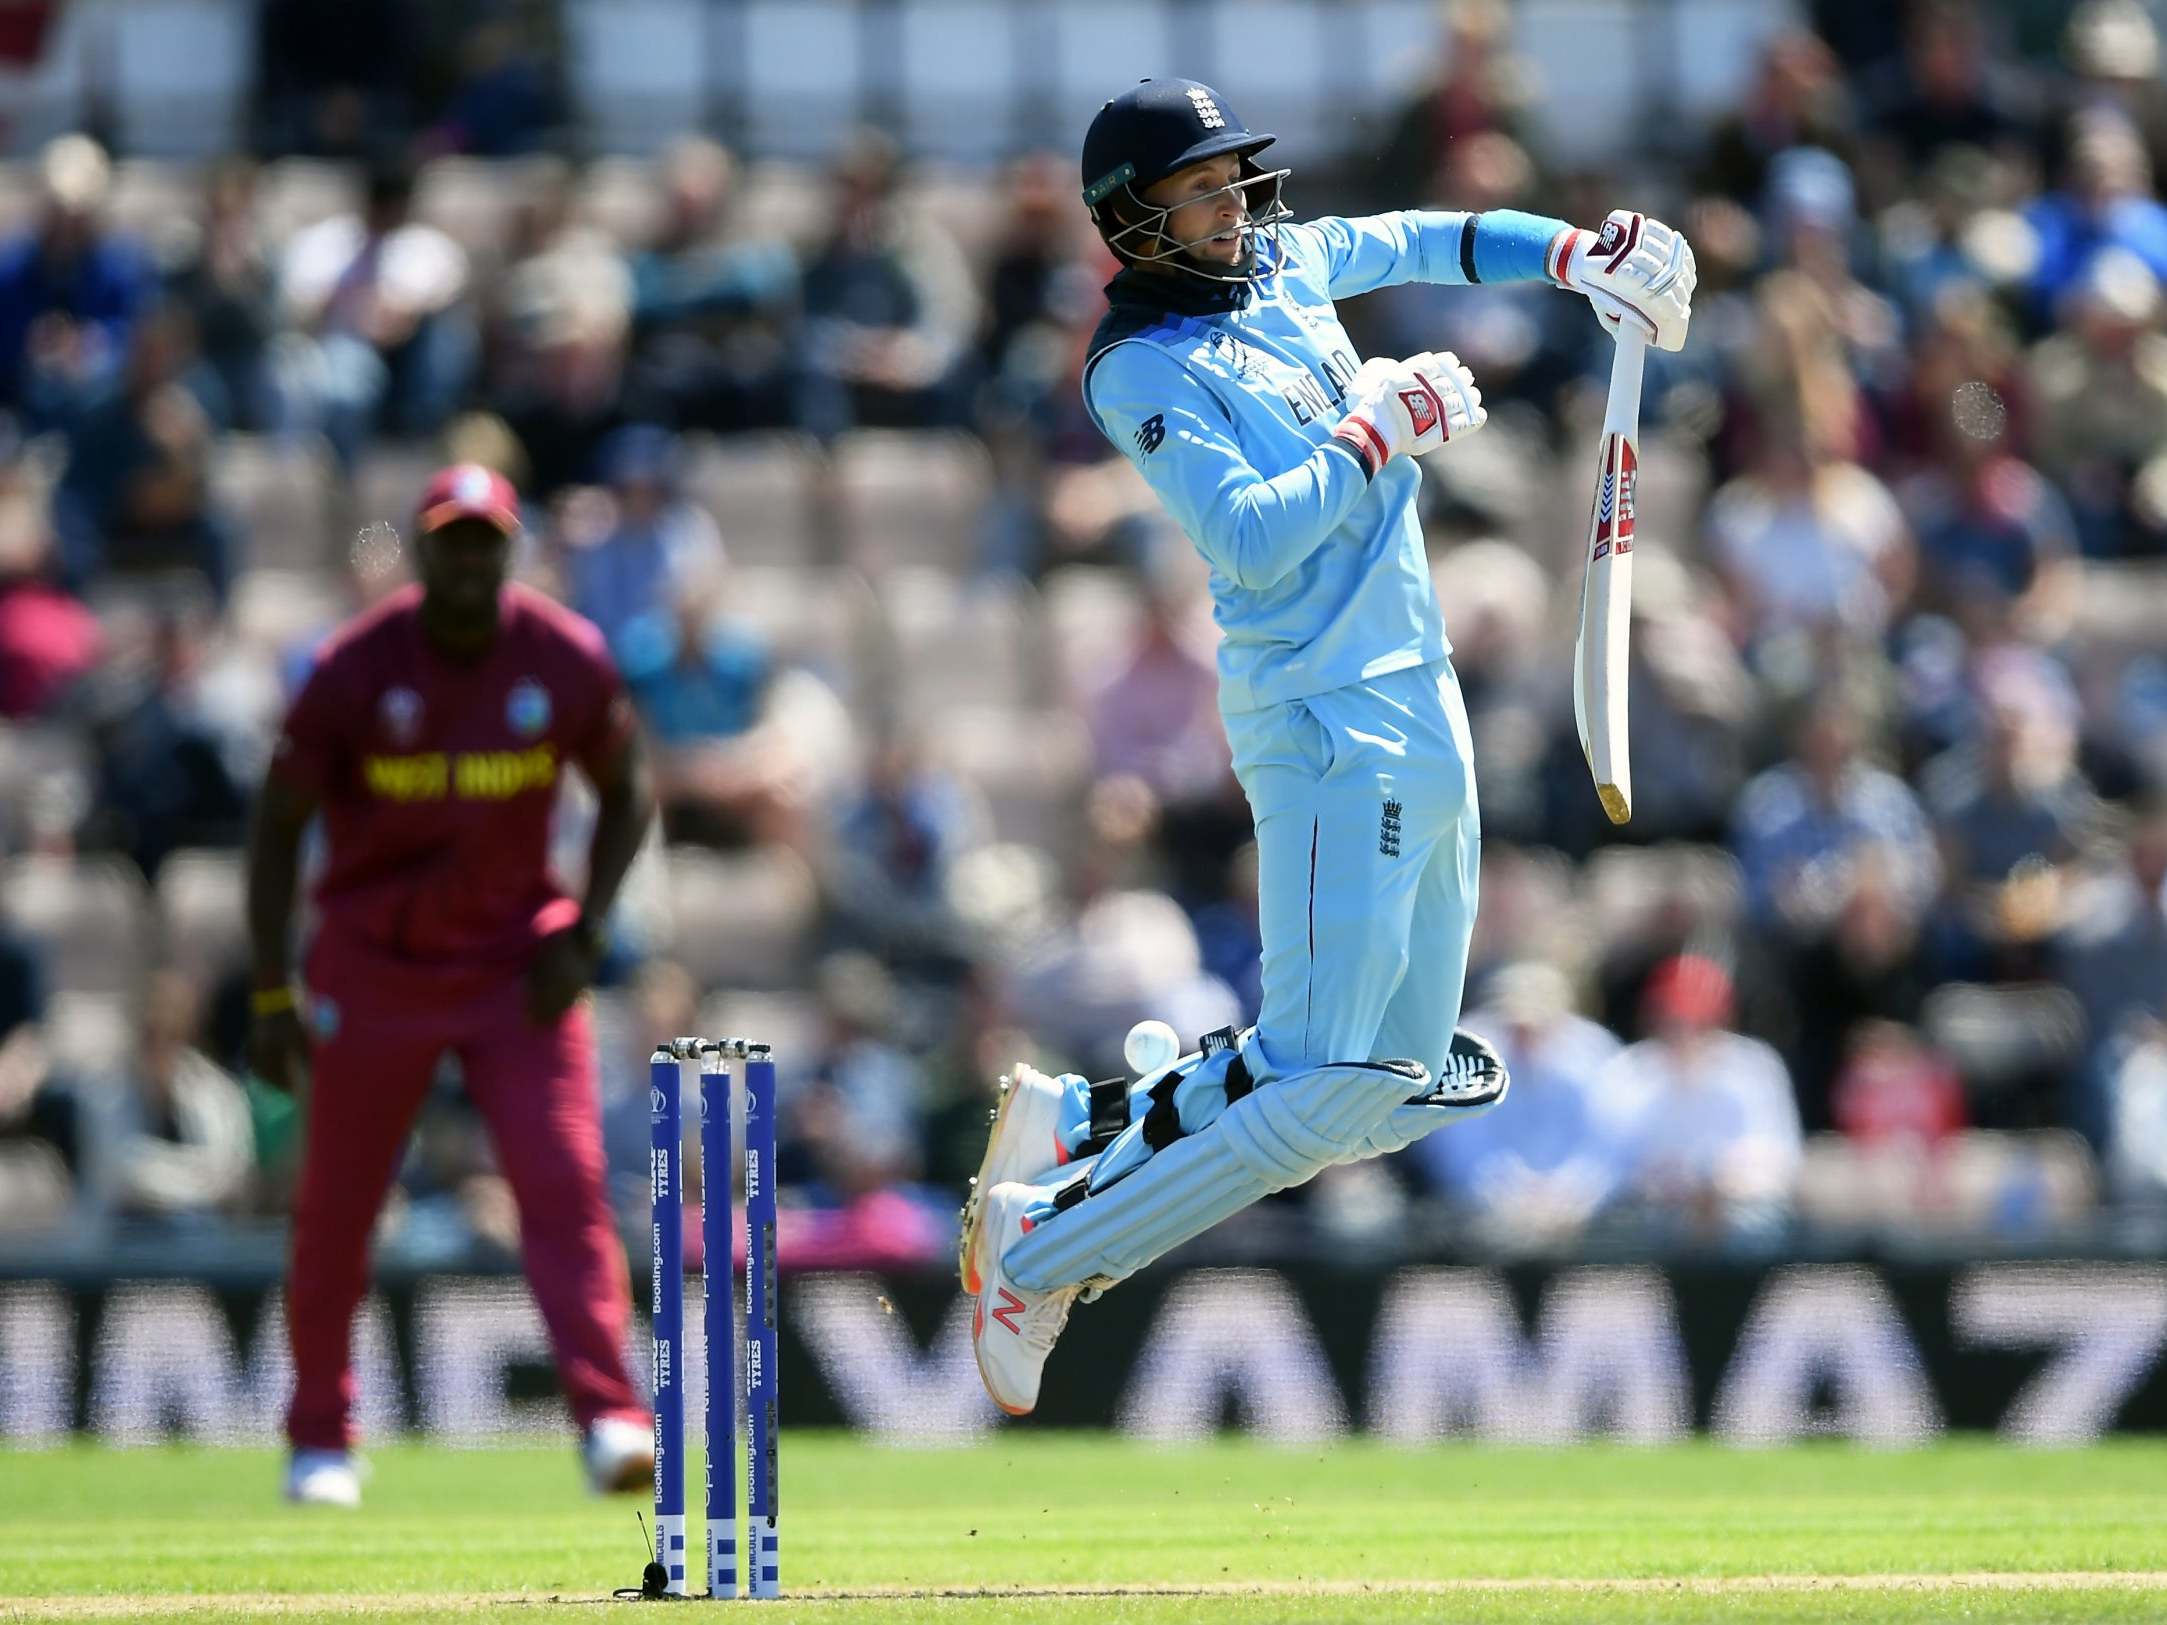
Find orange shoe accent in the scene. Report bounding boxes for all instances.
[1020,1215,1035,1234]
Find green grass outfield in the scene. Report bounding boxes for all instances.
[4,1435,2166,1624]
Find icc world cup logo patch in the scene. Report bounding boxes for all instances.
[379,686,422,745]
[507,678,551,738]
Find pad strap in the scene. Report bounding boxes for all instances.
[1082,1076,1130,1155]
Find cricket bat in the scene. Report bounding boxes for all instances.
[1572,327,1644,826]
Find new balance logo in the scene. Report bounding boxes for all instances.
[1398,385,1439,440]
[990,1288,1027,1334]
[1135,414,1165,455]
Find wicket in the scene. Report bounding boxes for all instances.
[650,1036,780,1601]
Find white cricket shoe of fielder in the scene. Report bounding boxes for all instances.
[283,1448,362,1508]
[582,1415,656,1495]
[972,1180,1083,1417]
[957,1063,1070,1295]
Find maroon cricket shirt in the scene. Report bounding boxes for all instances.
[272,581,635,968]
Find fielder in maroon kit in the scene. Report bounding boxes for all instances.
[246,465,658,1506]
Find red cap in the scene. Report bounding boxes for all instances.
[416,464,521,536]
[1642,953,1734,1028]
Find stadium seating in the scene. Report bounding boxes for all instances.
[212,436,337,574]
[0,855,150,1001]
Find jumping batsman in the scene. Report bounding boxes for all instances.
[247,466,658,1502]
[963,78,1695,1413]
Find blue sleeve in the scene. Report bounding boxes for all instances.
[1084,341,1371,593]
[1288,209,1570,300]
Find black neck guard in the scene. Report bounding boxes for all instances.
[1104,263,1252,319]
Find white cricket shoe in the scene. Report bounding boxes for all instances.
[958,1064,1070,1295]
[971,1180,1082,1417]
[582,1416,655,1495]
[283,1448,362,1508]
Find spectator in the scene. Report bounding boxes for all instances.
[2022,108,2167,324]
[825,733,987,980]
[1189,841,1263,1021]
[256,0,415,159]
[1705,408,1912,650]
[772,955,951,1270]
[1608,954,1804,1238]
[0,135,155,418]
[1696,33,1856,208]
[619,582,815,851]
[978,152,1094,436]
[53,305,238,604]
[1880,145,2015,326]
[276,159,475,465]
[551,424,723,655]
[76,601,250,881]
[975,152,1102,574]
[1548,551,1752,851]
[1831,1019,1967,1150]
[0,915,76,1233]
[1860,0,2043,176]
[1369,0,1533,208]
[1416,962,1632,1249]
[630,137,802,436]
[1007,889,1242,1082]
[1900,430,2079,640]
[1921,654,2096,959]
[0,453,97,720]
[107,969,253,1224]
[785,953,925,1197]
[1887,283,2029,476]
[1762,149,1907,398]
[2028,249,2167,558]
[1431,541,1552,845]
[492,225,646,496]
[599,957,701,1227]
[800,130,977,437]
[1375,132,1584,414]
[2057,0,2167,188]
[160,159,283,434]
[2103,1021,2167,1203]
[1731,696,1939,935]
[2055,797,2167,1141]
[1785,851,1938,1128]
[1082,554,1242,899]
[429,15,559,158]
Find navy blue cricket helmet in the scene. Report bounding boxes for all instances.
[1080,78,1291,284]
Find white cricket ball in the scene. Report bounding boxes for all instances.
[1124,1019,1181,1078]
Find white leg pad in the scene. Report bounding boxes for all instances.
[1003,1058,1427,1292]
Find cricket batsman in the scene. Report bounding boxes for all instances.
[246,465,657,1504]
[963,78,1696,1413]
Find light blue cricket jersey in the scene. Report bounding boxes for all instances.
[1082,209,1562,715]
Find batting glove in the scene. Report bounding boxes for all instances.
[1330,350,1486,479]
[1550,210,1697,352]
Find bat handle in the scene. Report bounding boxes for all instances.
[1603,328,1646,434]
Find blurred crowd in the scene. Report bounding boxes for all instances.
[4,0,2167,1269]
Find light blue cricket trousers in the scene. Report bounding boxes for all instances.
[1226,655,1480,1085]
[1000,657,1487,1290]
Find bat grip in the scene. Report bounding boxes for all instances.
[1603,329,1646,436]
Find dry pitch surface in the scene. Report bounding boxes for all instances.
[4,1435,2165,1623]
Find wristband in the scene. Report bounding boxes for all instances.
[251,986,298,1018]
